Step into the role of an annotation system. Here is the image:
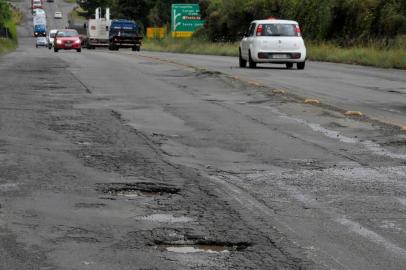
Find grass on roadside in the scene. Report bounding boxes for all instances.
[0,38,16,55]
[143,37,406,69]
[308,43,406,69]
[143,38,238,57]
[69,6,87,22]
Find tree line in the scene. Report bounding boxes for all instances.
[0,0,12,27]
[79,0,406,45]
[0,0,13,38]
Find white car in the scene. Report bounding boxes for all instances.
[239,19,306,69]
[47,29,58,49]
[33,9,46,17]
[54,11,62,19]
[36,36,48,48]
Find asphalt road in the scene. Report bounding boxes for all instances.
[137,51,406,127]
[1,1,406,269]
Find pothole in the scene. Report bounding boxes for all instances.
[96,182,180,198]
[75,202,106,209]
[157,242,250,254]
[165,245,230,254]
[76,141,92,146]
[136,214,193,223]
[383,140,406,146]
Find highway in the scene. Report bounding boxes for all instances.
[1,1,406,269]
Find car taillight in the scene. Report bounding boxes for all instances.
[256,24,263,36]
[291,53,301,59]
[258,52,268,59]
[296,25,301,37]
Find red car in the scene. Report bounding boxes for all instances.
[54,29,82,53]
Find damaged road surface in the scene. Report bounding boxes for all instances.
[1,3,406,269]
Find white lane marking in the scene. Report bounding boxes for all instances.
[216,167,406,267]
[0,183,19,192]
[398,198,406,207]
[209,175,351,270]
[257,105,406,160]
[287,177,406,258]
[336,217,406,257]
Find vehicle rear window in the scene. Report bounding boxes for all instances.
[261,24,298,37]
[50,33,56,38]
[111,23,136,30]
[57,30,79,37]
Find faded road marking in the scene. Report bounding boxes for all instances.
[336,217,406,258]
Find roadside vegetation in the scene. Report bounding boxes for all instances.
[143,38,237,57]
[0,0,20,55]
[143,38,406,69]
[69,6,87,22]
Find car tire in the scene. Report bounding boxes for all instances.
[77,48,81,53]
[36,45,38,48]
[239,49,247,68]
[48,45,52,50]
[248,51,257,69]
[297,62,305,70]
[108,44,114,51]
[54,47,58,52]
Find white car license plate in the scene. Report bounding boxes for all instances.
[272,54,288,59]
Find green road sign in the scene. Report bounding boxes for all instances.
[171,4,205,34]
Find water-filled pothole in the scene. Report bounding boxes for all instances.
[157,242,250,254]
[165,245,230,254]
[136,214,193,223]
[97,182,180,197]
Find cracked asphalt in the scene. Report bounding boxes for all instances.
[1,1,406,269]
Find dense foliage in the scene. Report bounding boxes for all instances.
[197,0,406,44]
[0,0,15,40]
[0,0,12,28]
[79,0,406,45]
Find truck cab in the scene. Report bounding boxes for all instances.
[108,20,142,51]
[34,24,47,37]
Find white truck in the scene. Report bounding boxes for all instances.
[85,8,111,49]
[33,15,46,26]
